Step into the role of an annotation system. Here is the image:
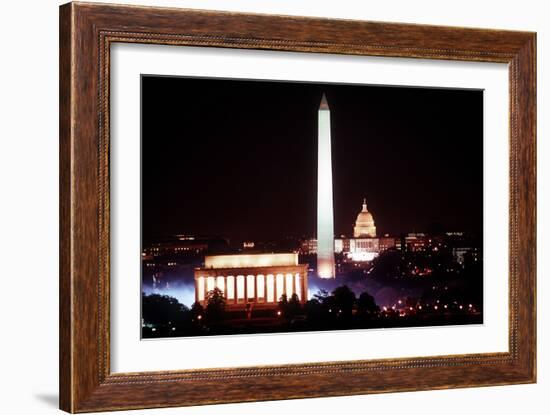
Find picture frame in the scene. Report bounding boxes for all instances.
[59,2,536,412]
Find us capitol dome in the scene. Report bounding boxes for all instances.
[353,198,376,238]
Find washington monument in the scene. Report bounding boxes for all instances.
[316,93,335,278]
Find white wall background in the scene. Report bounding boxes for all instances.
[0,0,546,414]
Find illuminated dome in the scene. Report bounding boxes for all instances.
[353,199,376,237]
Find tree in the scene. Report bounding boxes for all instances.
[313,289,330,303]
[288,293,302,317]
[278,293,288,308]
[332,285,356,319]
[277,293,302,320]
[141,293,189,327]
[205,287,226,323]
[277,294,289,319]
[310,288,337,321]
[190,301,205,322]
[305,298,323,323]
[356,291,379,318]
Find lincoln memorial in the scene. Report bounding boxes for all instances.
[194,253,308,308]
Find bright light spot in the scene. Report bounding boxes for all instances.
[216,276,225,294]
[197,315,202,320]
[257,275,265,299]
[347,252,377,262]
[207,276,215,292]
[294,274,301,301]
[276,274,285,300]
[434,305,438,310]
[226,276,235,300]
[236,275,245,299]
[277,311,282,316]
[266,274,275,302]
[318,264,335,279]
[197,276,205,301]
[285,273,294,297]
[247,274,255,299]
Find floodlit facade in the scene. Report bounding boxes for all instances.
[307,200,392,264]
[194,253,308,308]
[353,198,377,237]
[317,93,336,278]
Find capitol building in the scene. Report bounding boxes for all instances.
[353,199,376,237]
[302,198,396,263]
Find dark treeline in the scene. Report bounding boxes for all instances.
[142,282,481,338]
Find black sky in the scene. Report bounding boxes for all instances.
[141,76,483,243]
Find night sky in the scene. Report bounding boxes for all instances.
[141,76,483,244]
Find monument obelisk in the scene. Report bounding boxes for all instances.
[317,93,335,278]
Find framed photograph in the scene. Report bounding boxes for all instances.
[59,2,536,412]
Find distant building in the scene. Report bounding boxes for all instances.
[379,236,396,251]
[452,247,472,265]
[404,233,429,252]
[299,238,317,255]
[142,241,208,258]
[142,235,229,259]
[194,253,308,309]
[445,232,480,265]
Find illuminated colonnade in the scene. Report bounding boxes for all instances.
[195,271,306,306]
[194,253,308,308]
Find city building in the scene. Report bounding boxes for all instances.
[142,235,229,259]
[142,240,208,259]
[194,253,308,309]
[346,237,380,262]
[404,233,429,252]
[445,232,481,265]
[299,238,317,255]
[342,199,383,261]
[379,235,397,251]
